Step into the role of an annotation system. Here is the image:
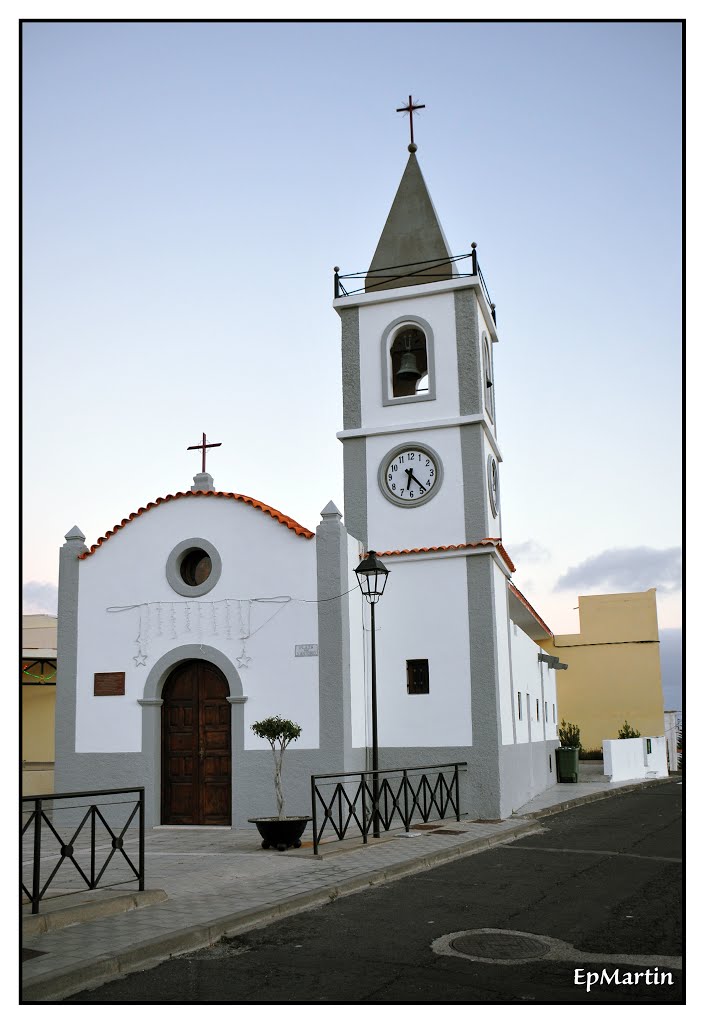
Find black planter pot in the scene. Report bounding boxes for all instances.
[248,816,312,851]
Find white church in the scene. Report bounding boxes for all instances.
[55,132,560,828]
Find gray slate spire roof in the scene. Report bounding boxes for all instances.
[365,146,455,293]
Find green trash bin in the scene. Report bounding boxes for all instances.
[556,746,579,783]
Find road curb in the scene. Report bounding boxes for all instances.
[21,819,543,1003]
[513,775,676,821]
[23,890,168,938]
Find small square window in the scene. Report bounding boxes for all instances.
[406,659,429,694]
[646,738,652,754]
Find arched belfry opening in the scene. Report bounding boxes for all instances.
[390,325,429,397]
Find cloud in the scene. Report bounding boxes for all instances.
[505,539,551,564]
[554,547,681,594]
[659,627,682,713]
[23,581,58,615]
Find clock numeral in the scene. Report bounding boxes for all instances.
[409,452,415,460]
[388,473,392,481]
[425,459,430,467]
[399,455,405,463]
[392,463,398,471]
[426,479,431,487]
[429,469,434,477]
[391,483,396,491]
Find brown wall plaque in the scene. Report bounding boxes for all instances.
[94,672,125,696]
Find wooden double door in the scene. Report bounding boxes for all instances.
[161,661,232,825]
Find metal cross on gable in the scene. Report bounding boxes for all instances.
[187,432,222,473]
[396,95,426,146]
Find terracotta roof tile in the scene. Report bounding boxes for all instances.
[78,491,314,559]
[508,582,553,638]
[376,538,516,573]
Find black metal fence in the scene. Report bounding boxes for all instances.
[21,787,145,914]
[333,250,496,323]
[310,762,466,855]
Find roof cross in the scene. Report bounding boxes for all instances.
[187,432,222,473]
[396,95,425,146]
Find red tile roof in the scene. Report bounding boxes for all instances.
[376,538,516,573]
[508,582,553,638]
[78,490,314,559]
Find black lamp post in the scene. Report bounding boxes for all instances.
[354,550,389,838]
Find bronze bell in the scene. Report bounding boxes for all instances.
[397,350,422,380]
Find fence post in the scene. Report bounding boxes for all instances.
[403,769,410,832]
[90,804,96,888]
[334,266,340,299]
[361,772,368,844]
[138,788,145,891]
[311,775,319,856]
[31,799,42,915]
[471,243,477,276]
[455,764,461,821]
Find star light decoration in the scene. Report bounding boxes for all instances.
[236,649,252,670]
[133,652,147,667]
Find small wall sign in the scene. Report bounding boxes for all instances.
[295,644,319,658]
[94,672,125,696]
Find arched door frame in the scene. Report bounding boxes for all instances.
[138,644,247,826]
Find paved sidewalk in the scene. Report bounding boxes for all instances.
[21,772,674,1002]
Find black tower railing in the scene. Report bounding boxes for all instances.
[310,762,466,855]
[21,787,145,914]
[333,249,496,323]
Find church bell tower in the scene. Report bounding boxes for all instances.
[334,136,502,553]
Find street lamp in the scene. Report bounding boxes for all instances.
[354,550,389,838]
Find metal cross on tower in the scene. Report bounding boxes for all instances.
[396,95,426,146]
[187,432,222,473]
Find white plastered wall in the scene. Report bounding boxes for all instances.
[358,290,461,429]
[493,566,514,745]
[369,554,472,747]
[75,498,320,753]
[347,532,367,748]
[366,427,467,552]
[510,622,558,744]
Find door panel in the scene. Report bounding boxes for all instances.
[161,661,231,825]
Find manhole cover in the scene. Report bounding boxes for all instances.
[450,931,551,961]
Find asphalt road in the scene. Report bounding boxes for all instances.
[68,782,683,1004]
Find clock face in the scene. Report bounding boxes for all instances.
[487,454,499,517]
[379,443,443,507]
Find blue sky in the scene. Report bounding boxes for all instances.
[21,21,682,699]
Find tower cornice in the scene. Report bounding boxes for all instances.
[337,413,503,462]
[334,276,499,344]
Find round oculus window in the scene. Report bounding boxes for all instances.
[166,538,222,598]
[179,549,212,587]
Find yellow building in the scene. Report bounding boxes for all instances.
[539,590,665,751]
[22,614,57,795]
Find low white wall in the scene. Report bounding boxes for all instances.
[603,737,668,782]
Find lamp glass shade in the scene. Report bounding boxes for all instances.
[354,550,389,604]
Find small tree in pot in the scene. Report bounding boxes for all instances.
[248,716,311,851]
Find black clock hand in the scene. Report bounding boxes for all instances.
[405,468,426,492]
